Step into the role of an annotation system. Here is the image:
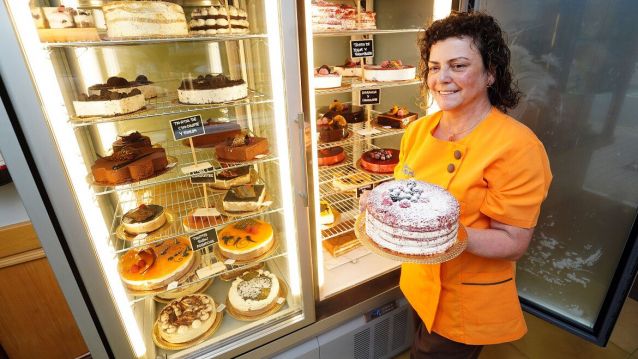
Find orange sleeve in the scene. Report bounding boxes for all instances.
[480,141,552,228]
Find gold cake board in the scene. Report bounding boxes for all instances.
[354,212,467,264]
[124,251,201,296]
[115,209,177,243]
[225,279,288,321]
[152,307,223,350]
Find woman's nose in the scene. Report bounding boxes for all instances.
[437,67,452,82]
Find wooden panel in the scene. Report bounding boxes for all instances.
[0,258,88,359]
[0,222,41,258]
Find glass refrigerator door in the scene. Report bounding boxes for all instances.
[0,0,312,358]
[301,0,444,303]
[475,0,638,345]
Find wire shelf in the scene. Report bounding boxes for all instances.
[315,78,421,95]
[91,137,279,196]
[109,178,283,255]
[69,90,272,127]
[43,33,268,48]
[320,191,359,241]
[313,28,422,38]
[317,142,393,198]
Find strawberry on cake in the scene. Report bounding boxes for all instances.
[364,60,416,82]
[314,65,342,89]
[365,179,460,256]
[360,149,400,174]
[376,105,418,129]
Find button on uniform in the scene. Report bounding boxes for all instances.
[447,163,455,173]
[454,150,462,159]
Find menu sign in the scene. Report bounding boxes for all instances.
[170,114,205,140]
[350,39,374,58]
[359,89,380,105]
[189,228,218,251]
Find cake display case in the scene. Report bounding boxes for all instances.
[0,0,312,358]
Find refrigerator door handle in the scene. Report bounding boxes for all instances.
[295,112,309,208]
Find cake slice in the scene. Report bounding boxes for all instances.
[376,105,417,129]
[215,133,269,162]
[210,166,252,189]
[222,184,266,212]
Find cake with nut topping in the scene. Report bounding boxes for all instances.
[157,294,216,343]
[228,270,280,316]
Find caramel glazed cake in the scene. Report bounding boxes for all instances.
[365,179,460,256]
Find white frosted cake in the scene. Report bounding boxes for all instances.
[228,270,280,316]
[43,6,75,28]
[365,179,460,256]
[364,60,416,82]
[73,89,145,117]
[89,75,158,100]
[103,1,188,39]
[157,294,216,344]
[314,65,342,89]
[334,59,362,77]
[178,74,247,104]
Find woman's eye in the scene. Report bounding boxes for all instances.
[452,64,467,70]
[428,66,440,72]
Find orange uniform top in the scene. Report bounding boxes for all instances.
[394,107,552,345]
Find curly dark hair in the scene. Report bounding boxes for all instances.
[418,11,520,112]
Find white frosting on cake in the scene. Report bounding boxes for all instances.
[364,65,416,82]
[365,179,460,255]
[44,7,75,29]
[334,66,362,77]
[229,270,279,312]
[314,73,342,89]
[72,93,145,117]
[103,1,188,39]
[158,294,216,344]
[177,82,247,104]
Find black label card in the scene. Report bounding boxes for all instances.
[359,89,380,105]
[170,114,205,140]
[189,228,218,251]
[350,39,374,58]
[356,183,374,198]
[190,169,217,184]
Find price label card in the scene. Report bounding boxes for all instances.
[356,183,374,198]
[276,297,286,305]
[196,262,226,279]
[359,89,380,105]
[356,128,381,136]
[224,258,236,265]
[181,162,213,175]
[170,114,205,140]
[133,233,148,241]
[167,281,179,291]
[192,208,221,217]
[189,228,218,251]
[190,168,217,184]
[350,39,374,58]
[216,304,226,312]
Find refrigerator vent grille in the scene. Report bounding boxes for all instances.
[391,309,409,350]
[354,327,371,359]
[373,317,390,358]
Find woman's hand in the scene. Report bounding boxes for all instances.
[359,190,370,213]
[465,219,534,261]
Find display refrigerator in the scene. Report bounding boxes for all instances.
[0,0,314,358]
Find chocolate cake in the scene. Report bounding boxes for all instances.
[177,74,247,104]
[189,119,242,148]
[317,115,348,143]
[360,149,400,174]
[91,146,168,184]
[211,165,251,189]
[318,146,345,166]
[88,75,157,99]
[112,131,151,152]
[222,184,266,212]
[321,99,364,124]
[74,88,146,117]
[215,133,269,162]
[376,105,417,129]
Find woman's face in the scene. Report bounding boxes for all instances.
[426,36,494,112]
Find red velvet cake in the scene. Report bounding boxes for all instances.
[318,146,345,166]
[360,149,399,174]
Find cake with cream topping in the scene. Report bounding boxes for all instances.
[314,65,342,89]
[364,60,416,82]
[178,74,247,104]
[157,294,216,344]
[73,88,146,117]
[103,1,188,39]
[365,179,459,256]
[334,59,362,77]
[228,269,280,316]
[89,75,158,99]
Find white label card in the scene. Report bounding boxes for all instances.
[181,162,213,174]
[224,258,236,265]
[254,154,267,159]
[261,201,273,207]
[166,162,177,169]
[276,297,286,305]
[356,128,381,136]
[196,262,226,279]
[216,304,226,312]
[133,233,148,241]
[167,281,179,290]
[192,208,221,217]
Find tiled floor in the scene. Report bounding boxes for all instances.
[394,298,638,359]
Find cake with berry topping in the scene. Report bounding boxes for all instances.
[91,146,168,185]
[333,59,362,77]
[317,115,348,143]
[121,204,166,235]
[89,75,158,99]
[314,65,342,89]
[376,105,418,129]
[217,219,274,261]
[118,237,195,290]
[112,131,152,152]
[360,149,400,174]
[321,100,364,124]
[178,74,247,104]
[365,179,460,256]
[73,88,146,117]
[311,1,376,31]
[228,269,280,316]
[364,60,416,82]
[318,146,345,166]
[215,133,269,162]
[156,294,216,344]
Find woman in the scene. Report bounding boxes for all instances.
[365,12,552,358]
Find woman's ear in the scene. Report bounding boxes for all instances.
[487,72,495,87]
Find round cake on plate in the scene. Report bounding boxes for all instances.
[360,149,399,174]
[217,219,274,261]
[318,146,345,166]
[121,204,166,235]
[228,269,280,317]
[156,294,216,344]
[365,179,460,256]
[314,65,342,89]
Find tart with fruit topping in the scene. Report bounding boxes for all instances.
[318,146,346,166]
[360,148,400,174]
[217,219,274,261]
[89,75,158,99]
[314,65,342,89]
[376,105,418,129]
[321,99,364,124]
[73,88,146,117]
[364,60,416,82]
[156,294,216,344]
[215,133,269,162]
[118,237,195,291]
[317,115,348,142]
